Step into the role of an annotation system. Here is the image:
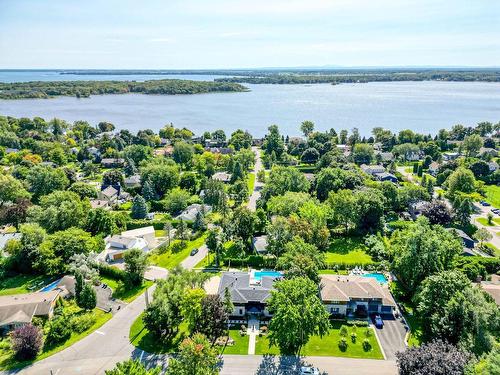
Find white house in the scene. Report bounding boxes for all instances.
[428,161,440,176]
[252,235,268,254]
[175,204,212,221]
[360,164,386,176]
[212,172,232,183]
[101,226,155,262]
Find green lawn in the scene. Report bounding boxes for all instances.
[477,217,499,227]
[483,185,500,208]
[325,238,374,267]
[130,314,247,354]
[0,274,55,296]
[220,330,249,355]
[100,276,153,303]
[0,308,111,370]
[255,323,383,359]
[485,243,500,257]
[149,233,207,269]
[405,314,423,347]
[129,312,189,353]
[319,269,349,275]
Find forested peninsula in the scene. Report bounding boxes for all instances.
[215,70,500,84]
[0,79,248,99]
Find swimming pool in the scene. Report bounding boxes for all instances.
[363,273,388,284]
[253,271,283,281]
[39,278,61,292]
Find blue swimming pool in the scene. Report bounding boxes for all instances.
[254,271,283,281]
[39,278,61,292]
[363,273,388,284]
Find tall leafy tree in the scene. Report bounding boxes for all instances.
[105,360,160,375]
[165,333,219,375]
[131,195,148,219]
[300,120,315,137]
[276,236,324,283]
[124,248,148,287]
[195,295,228,344]
[10,324,44,360]
[267,277,330,355]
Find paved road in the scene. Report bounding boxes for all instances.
[247,146,264,212]
[220,355,397,375]
[8,247,209,375]
[472,203,500,250]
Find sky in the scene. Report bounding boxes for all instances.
[1,0,499,69]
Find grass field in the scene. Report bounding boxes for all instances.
[325,238,374,266]
[247,173,255,196]
[0,308,111,370]
[220,330,249,355]
[477,217,500,227]
[405,314,423,347]
[149,233,207,269]
[255,323,383,359]
[100,276,153,303]
[0,274,55,296]
[483,185,500,208]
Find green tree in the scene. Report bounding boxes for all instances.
[194,295,228,344]
[276,237,324,283]
[0,174,30,206]
[173,141,194,167]
[328,189,358,233]
[300,120,315,137]
[206,228,221,266]
[452,195,473,227]
[131,195,148,219]
[416,270,499,355]
[141,179,157,201]
[123,157,138,177]
[124,144,152,165]
[447,167,476,196]
[352,143,374,165]
[162,187,191,214]
[267,277,330,355]
[68,182,98,199]
[105,359,160,375]
[223,287,234,315]
[266,217,293,257]
[26,165,69,201]
[391,218,462,293]
[301,148,320,164]
[102,169,124,187]
[231,206,256,245]
[462,134,483,157]
[474,228,493,251]
[261,166,310,201]
[180,288,206,333]
[124,248,148,287]
[228,129,252,150]
[78,282,97,310]
[315,167,363,201]
[86,207,117,236]
[166,333,219,375]
[263,125,285,159]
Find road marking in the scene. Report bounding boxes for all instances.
[95,330,105,335]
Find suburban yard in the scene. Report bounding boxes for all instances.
[100,276,153,303]
[324,238,375,267]
[254,323,383,359]
[149,233,207,269]
[0,307,111,370]
[0,274,54,296]
[483,185,500,208]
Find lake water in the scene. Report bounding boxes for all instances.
[1,71,499,137]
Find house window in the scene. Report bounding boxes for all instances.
[239,309,243,315]
[330,307,339,313]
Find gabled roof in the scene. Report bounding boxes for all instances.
[0,290,60,327]
[101,185,119,198]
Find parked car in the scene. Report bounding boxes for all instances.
[374,315,384,328]
[190,248,199,256]
[300,367,320,375]
[480,201,491,206]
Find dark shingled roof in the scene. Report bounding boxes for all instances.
[217,272,277,304]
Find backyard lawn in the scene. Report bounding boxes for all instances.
[100,276,153,303]
[149,233,207,269]
[0,274,55,296]
[325,238,374,267]
[255,323,383,359]
[483,185,500,208]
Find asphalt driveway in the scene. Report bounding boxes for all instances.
[373,315,407,360]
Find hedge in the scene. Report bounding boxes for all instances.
[97,263,126,281]
[223,255,276,268]
[125,218,192,231]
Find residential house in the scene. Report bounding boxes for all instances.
[319,275,396,317]
[361,164,386,176]
[0,233,21,253]
[252,235,268,255]
[409,200,428,219]
[87,146,100,156]
[488,161,499,172]
[212,172,232,183]
[215,272,280,317]
[0,283,74,332]
[89,199,111,210]
[252,138,264,146]
[406,151,424,161]
[443,152,460,161]
[5,148,19,154]
[303,173,315,182]
[375,172,398,183]
[479,147,498,158]
[445,228,476,256]
[376,151,394,162]
[124,175,141,189]
[205,147,233,155]
[121,226,156,248]
[99,185,119,203]
[154,145,174,157]
[428,161,440,176]
[100,158,125,168]
[100,226,156,262]
[175,204,212,221]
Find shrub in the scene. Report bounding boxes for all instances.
[71,313,97,333]
[351,332,357,343]
[46,317,71,346]
[338,338,348,351]
[364,328,372,338]
[362,338,372,351]
[339,325,348,337]
[10,324,43,360]
[97,263,126,281]
[346,320,369,327]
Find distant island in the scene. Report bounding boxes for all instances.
[215,70,500,84]
[0,79,248,99]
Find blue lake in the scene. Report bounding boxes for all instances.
[0,71,499,137]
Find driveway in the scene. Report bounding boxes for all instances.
[373,315,407,360]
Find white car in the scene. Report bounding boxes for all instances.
[300,366,320,375]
